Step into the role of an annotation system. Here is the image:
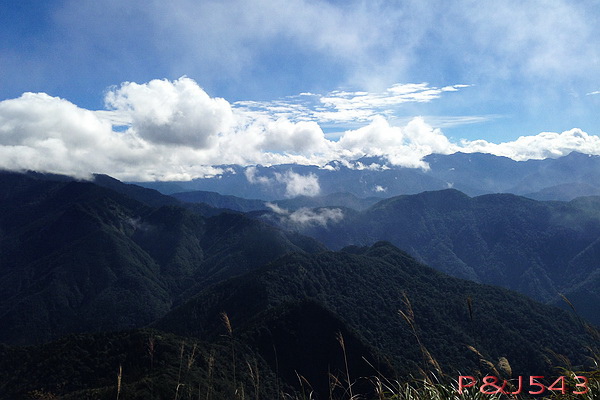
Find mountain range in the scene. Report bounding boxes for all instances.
[135,152,600,201]
[0,171,322,345]
[0,170,598,399]
[254,189,600,326]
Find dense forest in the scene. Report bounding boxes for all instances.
[0,171,598,399]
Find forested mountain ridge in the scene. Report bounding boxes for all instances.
[0,171,598,399]
[258,189,600,325]
[155,242,597,395]
[171,189,382,212]
[0,171,324,345]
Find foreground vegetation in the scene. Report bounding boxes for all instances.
[1,172,598,399]
[1,308,597,400]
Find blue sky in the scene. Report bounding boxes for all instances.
[2,0,600,180]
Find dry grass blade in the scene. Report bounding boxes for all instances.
[466,345,484,359]
[337,332,354,399]
[221,312,233,337]
[116,364,122,400]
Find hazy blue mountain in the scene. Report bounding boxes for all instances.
[508,152,600,194]
[133,161,449,199]
[421,152,531,195]
[132,152,600,201]
[524,182,600,201]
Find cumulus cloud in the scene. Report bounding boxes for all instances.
[260,118,330,154]
[0,92,131,179]
[2,77,600,182]
[265,203,344,227]
[336,116,458,169]
[104,77,232,148]
[0,78,333,180]
[4,0,600,145]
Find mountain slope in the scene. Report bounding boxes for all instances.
[524,182,600,201]
[155,242,597,397]
[259,189,600,325]
[0,172,325,345]
[0,329,287,399]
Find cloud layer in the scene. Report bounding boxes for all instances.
[2,77,600,181]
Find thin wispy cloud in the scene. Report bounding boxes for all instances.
[265,202,344,227]
[408,115,502,129]
[235,83,474,126]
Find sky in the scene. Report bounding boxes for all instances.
[2,0,600,181]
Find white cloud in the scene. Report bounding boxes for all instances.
[244,168,320,197]
[275,171,320,197]
[265,203,343,227]
[234,83,473,127]
[37,0,408,91]
[336,116,458,169]
[260,118,330,153]
[0,83,228,181]
[244,166,271,185]
[461,129,600,161]
[454,0,597,80]
[264,202,287,215]
[4,0,600,135]
[2,77,600,182]
[0,92,130,179]
[288,207,343,227]
[104,77,232,148]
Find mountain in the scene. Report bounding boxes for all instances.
[133,161,450,199]
[508,152,600,194]
[256,189,600,325]
[133,152,600,201]
[155,242,597,397]
[2,242,598,399]
[1,171,599,398]
[93,173,229,216]
[171,190,268,212]
[524,182,600,201]
[0,171,324,345]
[172,190,381,212]
[421,152,531,195]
